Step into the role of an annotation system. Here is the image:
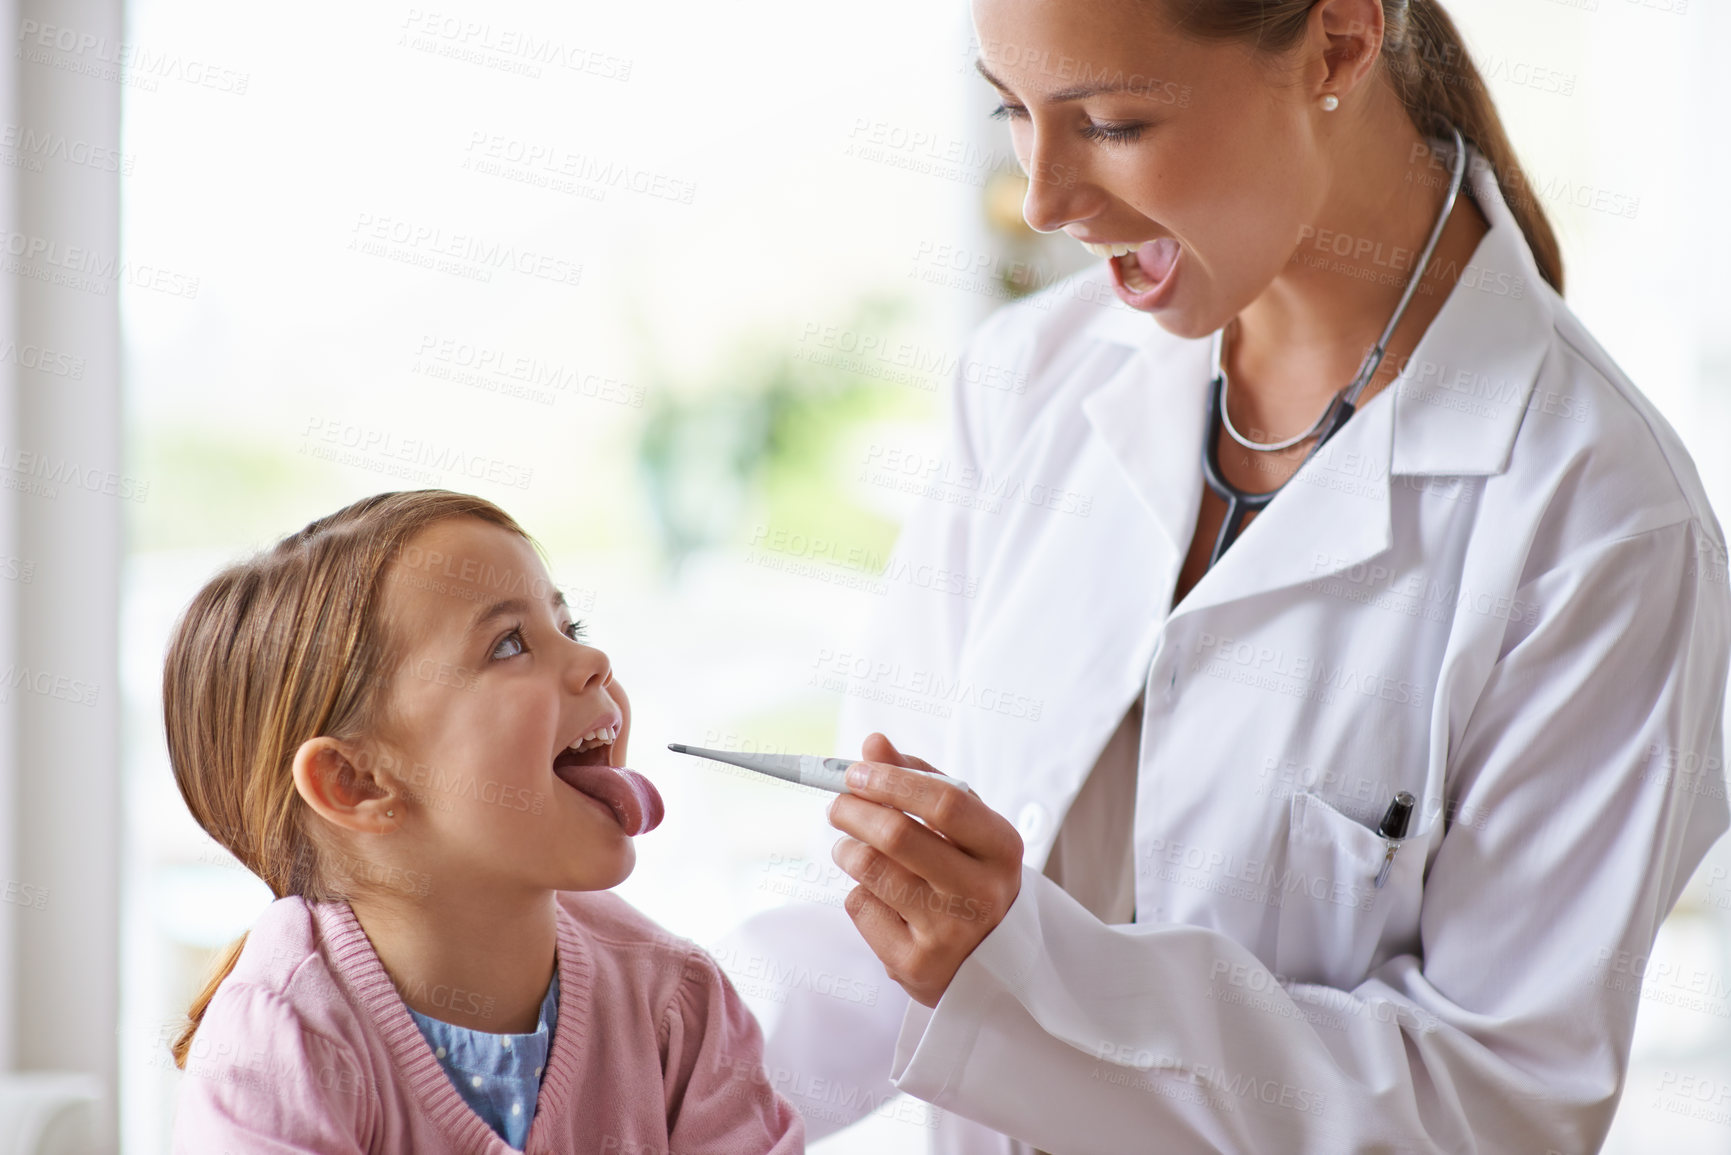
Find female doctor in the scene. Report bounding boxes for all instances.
[721,0,1731,1151]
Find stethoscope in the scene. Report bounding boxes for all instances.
[1200,121,1468,572]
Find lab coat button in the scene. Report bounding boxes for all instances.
[1015,802,1049,841]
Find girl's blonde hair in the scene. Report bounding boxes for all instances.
[161,490,527,1069]
[1159,0,1564,293]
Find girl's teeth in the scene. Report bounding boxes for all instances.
[568,724,619,752]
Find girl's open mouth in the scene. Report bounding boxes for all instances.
[552,728,664,835]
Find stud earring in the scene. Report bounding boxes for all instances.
[386,810,395,818]
[1320,94,1340,112]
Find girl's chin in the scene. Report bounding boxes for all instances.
[560,840,635,893]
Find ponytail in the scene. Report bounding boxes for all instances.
[1384,0,1564,293]
[171,932,249,1070]
[1157,0,1565,294]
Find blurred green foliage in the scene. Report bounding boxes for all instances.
[635,294,934,576]
[128,293,937,575]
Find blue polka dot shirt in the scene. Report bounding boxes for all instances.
[406,970,560,1150]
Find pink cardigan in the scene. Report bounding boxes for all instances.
[171,890,805,1153]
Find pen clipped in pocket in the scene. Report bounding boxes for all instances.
[1272,791,1429,989]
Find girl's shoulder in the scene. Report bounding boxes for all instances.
[228,895,325,991]
[221,897,370,1038]
[184,898,372,1081]
[174,901,394,1146]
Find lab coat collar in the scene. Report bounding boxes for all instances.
[1077,144,1554,614]
[1078,330,1212,566]
[1388,145,1555,477]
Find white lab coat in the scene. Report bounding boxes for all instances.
[721,152,1731,1153]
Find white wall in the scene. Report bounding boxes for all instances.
[0,0,124,1151]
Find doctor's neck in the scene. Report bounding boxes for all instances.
[1229,80,1490,433]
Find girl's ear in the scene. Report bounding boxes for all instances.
[292,737,400,833]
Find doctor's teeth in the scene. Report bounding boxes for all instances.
[1081,241,1145,258]
[1121,257,1156,292]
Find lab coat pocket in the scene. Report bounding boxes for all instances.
[1272,791,1420,989]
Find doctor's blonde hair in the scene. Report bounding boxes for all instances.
[1159,0,1564,294]
[161,489,529,1070]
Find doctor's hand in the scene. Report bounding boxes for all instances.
[827,732,1023,1008]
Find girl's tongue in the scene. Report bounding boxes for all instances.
[553,763,665,835]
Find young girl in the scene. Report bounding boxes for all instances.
[164,490,804,1153]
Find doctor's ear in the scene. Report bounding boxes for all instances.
[1305,0,1387,107]
[292,737,400,833]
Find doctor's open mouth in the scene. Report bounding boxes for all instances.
[1069,235,1182,307]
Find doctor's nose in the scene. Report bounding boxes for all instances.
[1018,149,1104,236]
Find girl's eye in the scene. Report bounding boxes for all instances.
[988,103,1027,122]
[489,620,587,661]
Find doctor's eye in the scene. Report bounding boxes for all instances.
[989,103,1145,146]
[1079,121,1147,145]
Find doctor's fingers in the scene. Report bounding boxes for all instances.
[842,761,1022,864]
[839,886,926,995]
[830,833,991,932]
[828,792,982,895]
[860,731,939,774]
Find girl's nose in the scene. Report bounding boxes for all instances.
[564,641,611,694]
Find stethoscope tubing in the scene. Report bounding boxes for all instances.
[1202,377,1357,571]
[1200,121,1467,574]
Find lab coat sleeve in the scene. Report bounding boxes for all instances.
[887,518,1731,1154]
[719,305,1032,1140]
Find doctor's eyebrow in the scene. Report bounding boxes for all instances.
[973,57,1149,103]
